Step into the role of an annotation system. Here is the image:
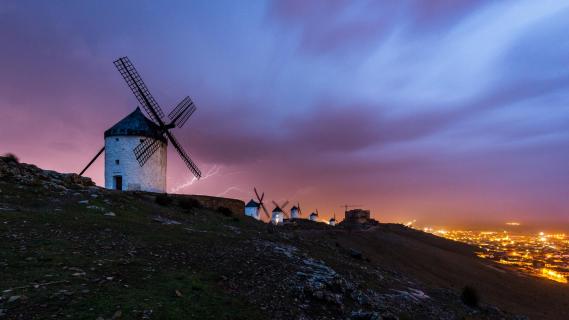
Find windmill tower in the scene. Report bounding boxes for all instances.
[79,57,202,192]
[329,213,337,226]
[271,200,289,225]
[290,202,302,219]
[244,199,261,220]
[309,209,319,222]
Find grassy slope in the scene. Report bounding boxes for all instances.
[308,224,569,320]
[1,169,568,319]
[0,181,266,320]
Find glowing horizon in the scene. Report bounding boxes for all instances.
[1,1,569,226]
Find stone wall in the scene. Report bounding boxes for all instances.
[344,209,371,224]
[171,194,245,216]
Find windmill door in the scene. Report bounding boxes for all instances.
[113,175,123,191]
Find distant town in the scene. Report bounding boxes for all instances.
[418,227,569,284]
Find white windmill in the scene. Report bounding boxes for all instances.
[244,199,261,220]
[329,213,337,226]
[309,209,319,222]
[290,202,303,219]
[79,57,201,192]
[247,187,270,221]
[271,200,289,225]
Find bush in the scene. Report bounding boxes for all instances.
[155,193,173,206]
[178,198,203,211]
[217,206,233,217]
[3,153,19,163]
[461,286,479,308]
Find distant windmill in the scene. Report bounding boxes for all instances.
[254,188,271,220]
[290,202,302,219]
[309,209,319,222]
[79,57,201,192]
[271,200,289,224]
[244,199,261,220]
[329,212,337,226]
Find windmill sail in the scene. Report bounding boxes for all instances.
[166,132,202,179]
[169,96,196,128]
[114,57,165,124]
[133,138,161,167]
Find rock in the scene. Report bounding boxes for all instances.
[112,310,122,319]
[78,200,89,205]
[7,295,20,303]
[175,289,183,297]
[105,212,116,217]
[350,249,363,260]
[86,205,105,211]
[152,216,181,225]
[350,311,382,320]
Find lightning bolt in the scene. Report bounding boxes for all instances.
[216,186,247,197]
[170,165,221,193]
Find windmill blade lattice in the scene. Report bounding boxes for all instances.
[169,96,196,128]
[114,57,165,125]
[254,188,270,219]
[133,138,161,167]
[167,132,202,179]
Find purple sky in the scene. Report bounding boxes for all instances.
[1,0,569,227]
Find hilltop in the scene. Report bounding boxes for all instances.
[0,156,568,319]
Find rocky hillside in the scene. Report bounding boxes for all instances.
[0,156,567,320]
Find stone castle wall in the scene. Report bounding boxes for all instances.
[171,194,245,215]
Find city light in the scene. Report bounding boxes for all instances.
[424,228,569,284]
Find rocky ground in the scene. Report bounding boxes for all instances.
[0,156,566,319]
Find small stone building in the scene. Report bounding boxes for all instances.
[344,209,371,224]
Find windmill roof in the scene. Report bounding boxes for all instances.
[104,107,167,142]
[290,206,298,211]
[245,199,260,208]
[310,212,318,216]
[272,206,283,213]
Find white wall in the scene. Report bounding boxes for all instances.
[245,206,260,220]
[271,212,283,224]
[290,208,300,219]
[104,136,167,193]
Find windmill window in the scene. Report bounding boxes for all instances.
[115,138,119,141]
[115,159,120,165]
[140,139,145,143]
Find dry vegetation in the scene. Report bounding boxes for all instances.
[1,156,567,319]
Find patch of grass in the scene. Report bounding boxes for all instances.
[217,207,233,217]
[178,198,203,211]
[155,193,173,206]
[67,272,264,320]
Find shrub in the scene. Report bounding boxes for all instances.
[3,153,19,163]
[461,286,479,308]
[155,193,173,206]
[217,206,233,217]
[178,198,203,211]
